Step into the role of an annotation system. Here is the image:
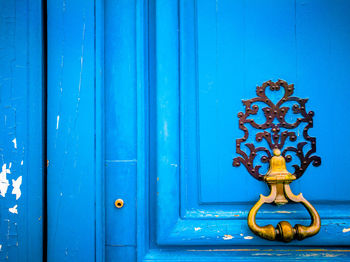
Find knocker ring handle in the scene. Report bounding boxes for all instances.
[247,183,321,242]
[232,81,322,242]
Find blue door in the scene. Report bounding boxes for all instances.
[106,0,350,260]
[47,0,350,261]
[0,1,43,261]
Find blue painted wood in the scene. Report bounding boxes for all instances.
[147,0,350,250]
[46,0,350,260]
[47,0,104,261]
[104,0,138,260]
[154,0,181,244]
[143,248,350,261]
[124,1,350,261]
[135,0,149,260]
[95,0,106,261]
[0,0,43,261]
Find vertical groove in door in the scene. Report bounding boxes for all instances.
[42,0,48,261]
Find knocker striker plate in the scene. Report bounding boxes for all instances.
[232,80,321,242]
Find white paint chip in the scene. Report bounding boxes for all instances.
[194,227,201,231]
[12,176,22,200]
[56,115,60,129]
[9,205,18,214]
[0,164,11,197]
[21,160,23,166]
[343,228,350,233]
[223,235,233,240]
[163,121,168,137]
[12,138,17,149]
[244,236,254,240]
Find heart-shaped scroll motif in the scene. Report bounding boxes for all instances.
[232,80,321,180]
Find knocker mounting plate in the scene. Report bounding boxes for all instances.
[232,80,321,242]
[233,79,321,180]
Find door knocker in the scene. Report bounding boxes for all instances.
[233,80,321,242]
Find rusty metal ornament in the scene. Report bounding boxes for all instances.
[233,80,321,180]
[232,80,321,242]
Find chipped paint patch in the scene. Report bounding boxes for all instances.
[21,160,23,165]
[343,228,350,233]
[9,205,18,214]
[56,115,60,129]
[244,236,254,240]
[0,164,11,197]
[12,176,22,200]
[194,227,201,231]
[12,138,17,149]
[223,234,233,240]
[163,121,168,137]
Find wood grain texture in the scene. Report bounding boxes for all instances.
[46,0,350,261]
[47,0,104,261]
[0,0,43,261]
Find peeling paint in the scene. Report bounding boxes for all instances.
[21,160,23,165]
[194,227,201,231]
[343,228,350,233]
[0,164,11,197]
[223,234,233,240]
[9,205,18,214]
[12,176,22,200]
[244,236,254,240]
[56,115,60,129]
[12,138,17,149]
[164,121,168,137]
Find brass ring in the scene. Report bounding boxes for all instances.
[247,183,320,242]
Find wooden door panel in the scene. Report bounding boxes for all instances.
[152,0,350,248]
[103,0,350,260]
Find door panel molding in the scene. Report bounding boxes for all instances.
[150,0,350,249]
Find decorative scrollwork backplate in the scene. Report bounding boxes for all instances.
[232,80,321,180]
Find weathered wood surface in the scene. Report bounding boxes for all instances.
[0,0,43,261]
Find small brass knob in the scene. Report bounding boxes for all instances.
[114,199,124,208]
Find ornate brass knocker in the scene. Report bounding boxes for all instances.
[233,80,321,242]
